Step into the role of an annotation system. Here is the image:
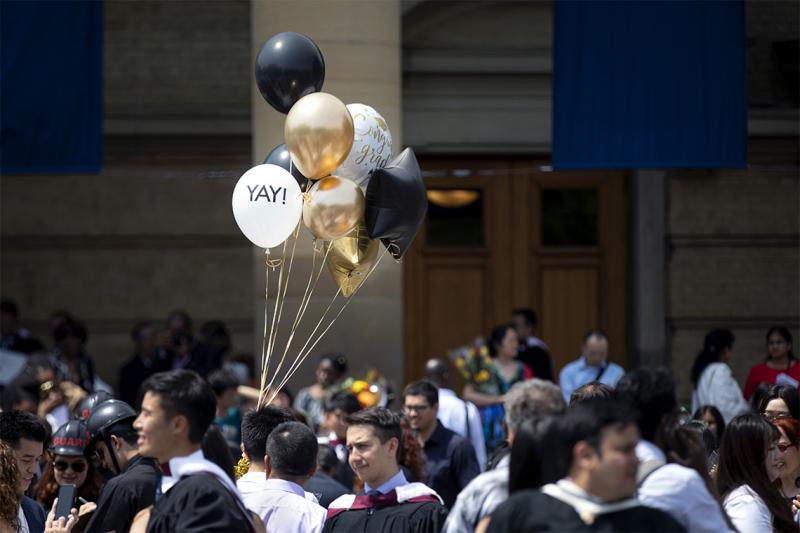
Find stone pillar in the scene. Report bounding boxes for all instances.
[250,0,404,394]
[631,170,667,368]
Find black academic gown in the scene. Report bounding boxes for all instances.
[146,472,254,533]
[85,455,161,533]
[323,501,448,533]
[487,489,685,532]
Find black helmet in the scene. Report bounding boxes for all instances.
[77,391,113,421]
[86,399,137,442]
[50,419,91,456]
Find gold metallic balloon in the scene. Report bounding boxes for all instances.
[326,221,379,297]
[284,92,354,180]
[303,176,365,240]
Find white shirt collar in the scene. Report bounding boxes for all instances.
[264,478,306,498]
[163,448,240,498]
[438,388,457,398]
[18,504,29,533]
[635,439,666,463]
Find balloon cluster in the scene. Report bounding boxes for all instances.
[230,32,428,407]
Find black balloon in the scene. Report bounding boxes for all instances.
[365,148,427,260]
[263,143,308,189]
[255,32,325,114]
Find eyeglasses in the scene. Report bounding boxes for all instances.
[53,460,87,473]
[777,443,797,453]
[403,404,430,413]
[763,411,793,421]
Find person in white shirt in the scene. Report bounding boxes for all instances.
[717,413,798,533]
[615,367,734,532]
[247,421,326,533]
[690,329,749,423]
[424,358,487,470]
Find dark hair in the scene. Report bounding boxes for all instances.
[207,369,240,397]
[690,329,735,386]
[0,410,47,447]
[2,374,40,412]
[202,425,235,482]
[582,330,608,344]
[402,380,439,407]
[0,298,18,317]
[130,321,153,343]
[325,391,361,415]
[569,382,615,407]
[693,405,726,444]
[750,382,773,413]
[615,367,677,442]
[766,327,795,361]
[140,370,216,443]
[54,320,88,345]
[509,416,563,493]
[488,323,515,357]
[199,321,231,355]
[759,384,800,420]
[240,405,295,463]
[166,309,193,334]
[716,414,798,532]
[680,419,718,457]
[320,353,348,376]
[266,421,318,477]
[346,407,401,445]
[559,399,637,468]
[512,308,537,328]
[317,444,339,473]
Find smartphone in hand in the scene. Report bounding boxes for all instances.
[55,484,77,520]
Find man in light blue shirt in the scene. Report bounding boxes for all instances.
[559,330,625,402]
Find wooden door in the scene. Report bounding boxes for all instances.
[403,157,627,382]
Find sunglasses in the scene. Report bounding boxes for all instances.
[53,460,87,473]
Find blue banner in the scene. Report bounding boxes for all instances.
[1,0,103,173]
[553,0,746,169]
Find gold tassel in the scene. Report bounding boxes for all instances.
[234,456,250,480]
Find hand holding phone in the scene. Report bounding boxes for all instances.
[54,484,77,520]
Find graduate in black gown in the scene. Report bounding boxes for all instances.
[324,408,448,533]
[486,399,685,532]
[132,370,254,532]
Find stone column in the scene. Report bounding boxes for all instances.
[250,0,404,394]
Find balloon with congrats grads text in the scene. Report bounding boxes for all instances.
[232,164,303,250]
[365,148,427,260]
[255,32,325,114]
[284,92,354,180]
[264,143,308,190]
[303,176,364,241]
[334,103,393,189]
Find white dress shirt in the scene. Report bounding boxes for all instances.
[436,388,487,471]
[243,478,326,533]
[636,440,734,532]
[691,362,750,423]
[238,471,319,507]
[364,469,408,495]
[17,504,30,533]
[723,484,772,533]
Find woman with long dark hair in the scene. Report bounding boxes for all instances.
[693,405,726,450]
[759,384,800,421]
[744,327,798,400]
[690,329,749,423]
[716,414,798,532]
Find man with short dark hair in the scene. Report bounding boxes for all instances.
[559,330,625,401]
[325,407,448,532]
[251,421,326,532]
[118,321,169,407]
[320,391,361,489]
[512,308,553,381]
[615,367,733,532]
[486,400,682,532]
[133,370,254,532]
[84,399,161,533]
[402,380,479,508]
[0,410,48,533]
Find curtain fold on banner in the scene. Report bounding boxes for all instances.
[553,0,746,169]
[1,0,103,173]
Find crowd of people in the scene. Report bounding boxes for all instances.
[1,297,799,532]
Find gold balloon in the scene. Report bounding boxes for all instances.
[326,221,379,297]
[303,176,365,240]
[284,92,354,180]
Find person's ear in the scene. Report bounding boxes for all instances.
[264,455,272,476]
[171,414,189,438]
[240,443,249,462]
[573,440,597,470]
[387,437,399,457]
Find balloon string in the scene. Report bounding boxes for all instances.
[260,237,290,407]
[270,241,333,397]
[264,223,301,395]
[257,249,271,409]
[271,247,389,399]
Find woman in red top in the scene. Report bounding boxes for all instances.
[744,327,798,400]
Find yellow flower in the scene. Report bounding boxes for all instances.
[476,369,490,383]
[454,358,465,369]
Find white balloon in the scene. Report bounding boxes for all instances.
[334,103,392,189]
[232,164,303,250]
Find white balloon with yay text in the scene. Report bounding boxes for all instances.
[232,164,303,250]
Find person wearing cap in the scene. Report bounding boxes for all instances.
[34,419,103,510]
[84,399,161,533]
